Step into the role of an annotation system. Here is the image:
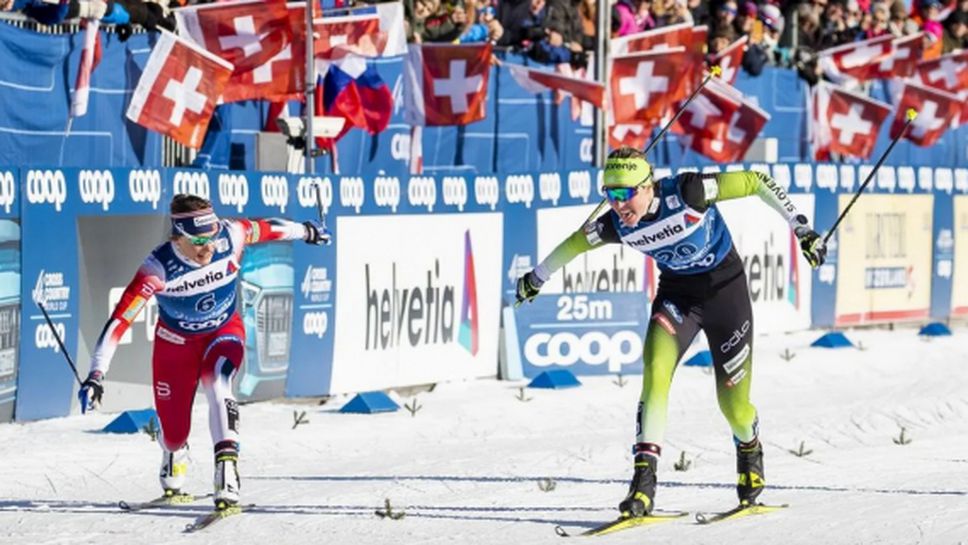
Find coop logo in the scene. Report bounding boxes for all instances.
[539,172,562,205]
[340,176,365,213]
[408,176,436,212]
[26,169,67,211]
[524,330,640,373]
[390,132,410,161]
[474,176,499,210]
[297,176,333,213]
[568,170,592,202]
[34,322,67,352]
[178,312,229,332]
[173,171,211,199]
[218,174,249,213]
[128,170,162,209]
[375,175,402,212]
[260,175,289,213]
[937,229,954,252]
[442,176,468,211]
[364,230,479,355]
[0,171,15,213]
[506,174,535,208]
[301,265,332,303]
[303,311,328,339]
[78,169,116,211]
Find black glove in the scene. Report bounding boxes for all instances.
[793,215,826,268]
[515,271,543,307]
[78,371,104,414]
[303,220,331,245]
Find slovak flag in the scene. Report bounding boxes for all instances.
[809,82,891,160]
[890,80,961,147]
[708,36,747,86]
[70,19,102,118]
[914,50,968,94]
[871,33,923,79]
[507,64,605,109]
[175,0,292,102]
[126,30,234,149]
[610,47,691,124]
[404,43,492,126]
[818,34,894,83]
[315,53,393,147]
[612,22,693,55]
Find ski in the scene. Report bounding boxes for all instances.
[695,503,789,524]
[555,511,688,537]
[184,504,245,533]
[118,492,211,512]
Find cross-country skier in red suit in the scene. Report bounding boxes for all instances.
[78,193,331,511]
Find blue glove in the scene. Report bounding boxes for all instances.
[78,371,104,414]
[303,220,332,245]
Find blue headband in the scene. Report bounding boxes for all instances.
[171,208,220,236]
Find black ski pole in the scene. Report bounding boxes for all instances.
[35,299,83,387]
[823,108,917,245]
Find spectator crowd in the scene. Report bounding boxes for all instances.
[2,0,965,80]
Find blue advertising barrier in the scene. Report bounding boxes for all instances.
[4,163,968,420]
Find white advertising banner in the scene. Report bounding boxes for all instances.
[718,194,816,333]
[331,213,503,394]
[536,204,649,293]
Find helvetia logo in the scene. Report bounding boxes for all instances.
[364,230,479,355]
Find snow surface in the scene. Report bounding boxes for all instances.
[2,327,968,545]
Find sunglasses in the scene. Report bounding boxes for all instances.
[174,223,220,246]
[603,180,653,203]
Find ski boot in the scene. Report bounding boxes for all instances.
[618,451,658,517]
[736,438,765,505]
[213,452,241,509]
[159,445,189,496]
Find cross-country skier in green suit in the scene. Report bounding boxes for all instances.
[515,146,827,516]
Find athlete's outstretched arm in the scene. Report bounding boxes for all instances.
[516,218,619,305]
[89,256,166,378]
[681,171,827,267]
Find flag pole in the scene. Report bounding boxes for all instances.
[304,0,316,174]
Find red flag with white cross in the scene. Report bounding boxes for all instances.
[890,80,961,147]
[818,34,894,83]
[870,33,923,79]
[175,0,292,102]
[914,50,968,95]
[126,30,233,149]
[403,43,492,126]
[671,78,742,143]
[818,83,891,159]
[684,93,769,163]
[608,122,654,150]
[612,22,693,55]
[708,36,747,86]
[314,14,383,59]
[610,47,692,125]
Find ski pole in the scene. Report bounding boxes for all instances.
[582,66,723,226]
[313,180,332,245]
[823,108,917,245]
[35,299,83,387]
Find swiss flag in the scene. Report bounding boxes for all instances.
[914,50,968,94]
[708,36,747,86]
[671,78,742,143]
[818,34,894,83]
[612,22,693,55]
[507,64,604,109]
[608,122,654,151]
[175,0,291,70]
[610,48,692,124]
[314,14,384,59]
[809,82,891,160]
[870,33,923,79]
[890,80,961,147]
[126,30,233,149]
[684,94,769,163]
[221,3,307,103]
[404,43,492,126]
